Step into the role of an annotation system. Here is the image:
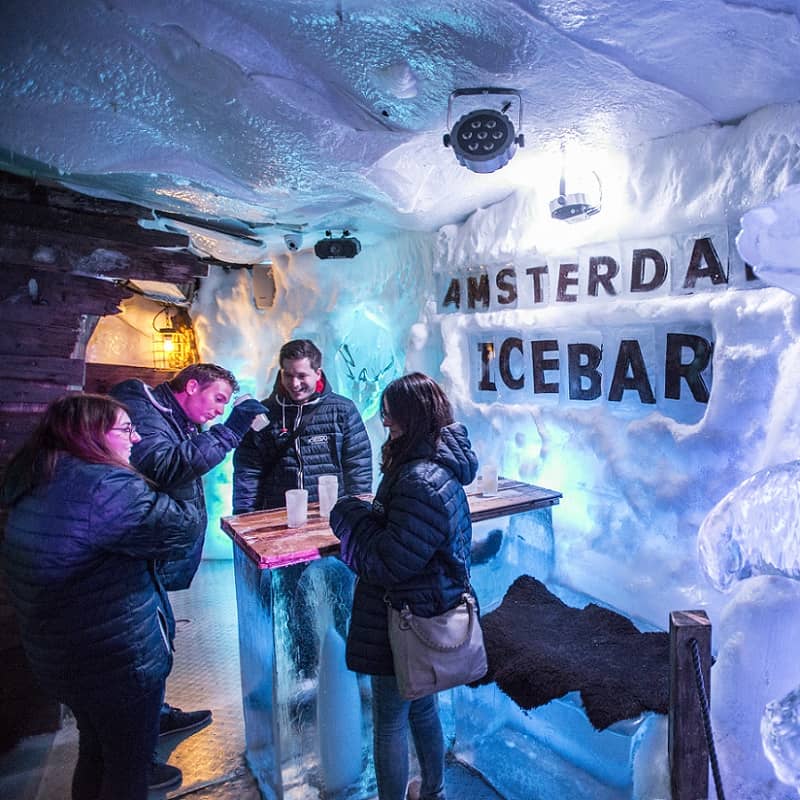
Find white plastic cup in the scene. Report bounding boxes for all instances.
[481,463,499,496]
[318,475,339,519]
[286,489,309,528]
[235,393,269,431]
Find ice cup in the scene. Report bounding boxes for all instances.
[317,475,339,519]
[285,489,309,528]
[481,463,499,496]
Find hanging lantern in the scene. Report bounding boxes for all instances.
[152,306,198,370]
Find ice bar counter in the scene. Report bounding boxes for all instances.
[222,479,649,800]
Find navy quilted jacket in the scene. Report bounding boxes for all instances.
[232,372,372,512]
[1,456,200,700]
[110,379,241,590]
[330,422,478,675]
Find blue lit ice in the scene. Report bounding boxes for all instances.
[763,687,800,790]
[697,460,800,592]
[462,511,670,800]
[183,110,800,798]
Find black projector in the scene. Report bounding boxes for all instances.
[314,236,361,259]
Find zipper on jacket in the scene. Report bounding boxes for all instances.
[294,404,305,489]
[156,607,173,653]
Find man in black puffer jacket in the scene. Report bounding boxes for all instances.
[232,339,372,513]
[111,363,267,751]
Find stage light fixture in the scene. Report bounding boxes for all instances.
[443,88,524,174]
[314,230,361,259]
[549,142,602,223]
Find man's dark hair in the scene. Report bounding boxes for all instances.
[279,339,322,371]
[169,363,239,393]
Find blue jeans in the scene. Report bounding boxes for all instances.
[66,683,163,800]
[371,675,446,800]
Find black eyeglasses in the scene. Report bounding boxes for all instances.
[379,405,391,421]
[111,423,137,439]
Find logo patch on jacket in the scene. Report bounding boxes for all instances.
[308,434,329,445]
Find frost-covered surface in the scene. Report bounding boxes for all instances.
[712,576,800,800]
[2,0,800,246]
[763,685,800,792]
[171,101,800,797]
[738,183,800,294]
[698,460,800,592]
[18,2,800,792]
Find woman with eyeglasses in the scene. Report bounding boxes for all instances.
[1,393,201,800]
[330,373,479,800]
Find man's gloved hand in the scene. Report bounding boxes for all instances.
[222,399,269,438]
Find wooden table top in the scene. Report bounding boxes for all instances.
[220,478,561,570]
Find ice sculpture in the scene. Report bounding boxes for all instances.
[698,462,800,795]
[762,687,800,789]
[697,460,800,592]
[332,308,398,419]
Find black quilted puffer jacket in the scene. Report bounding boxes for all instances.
[1,455,199,701]
[232,371,372,512]
[329,422,478,675]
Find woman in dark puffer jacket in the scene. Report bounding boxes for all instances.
[1,394,201,800]
[330,373,478,800]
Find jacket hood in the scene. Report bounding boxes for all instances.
[111,379,195,435]
[435,422,479,486]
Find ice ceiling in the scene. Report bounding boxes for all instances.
[2,0,800,256]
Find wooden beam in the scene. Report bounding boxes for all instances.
[0,198,191,249]
[0,270,133,318]
[0,223,207,282]
[669,610,712,800]
[0,320,84,356]
[84,363,176,395]
[0,354,85,385]
[0,170,167,221]
[2,378,82,405]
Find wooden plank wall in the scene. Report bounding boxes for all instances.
[0,170,208,750]
[84,363,176,395]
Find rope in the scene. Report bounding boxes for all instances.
[689,637,725,800]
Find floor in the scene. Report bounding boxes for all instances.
[0,560,504,800]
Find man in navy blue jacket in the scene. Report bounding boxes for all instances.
[112,363,267,784]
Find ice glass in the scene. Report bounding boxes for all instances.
[285,489,309,528]
[481,463,499,496]
[318,475,339,519]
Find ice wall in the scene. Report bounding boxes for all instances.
[192,233,437,557]
[435,103,800,621]
[432,104,800,798]
[194,101,800,797]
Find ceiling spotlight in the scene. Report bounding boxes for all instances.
[314,229,361,259]
[549,142,602,223]
[443,88,524,174]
